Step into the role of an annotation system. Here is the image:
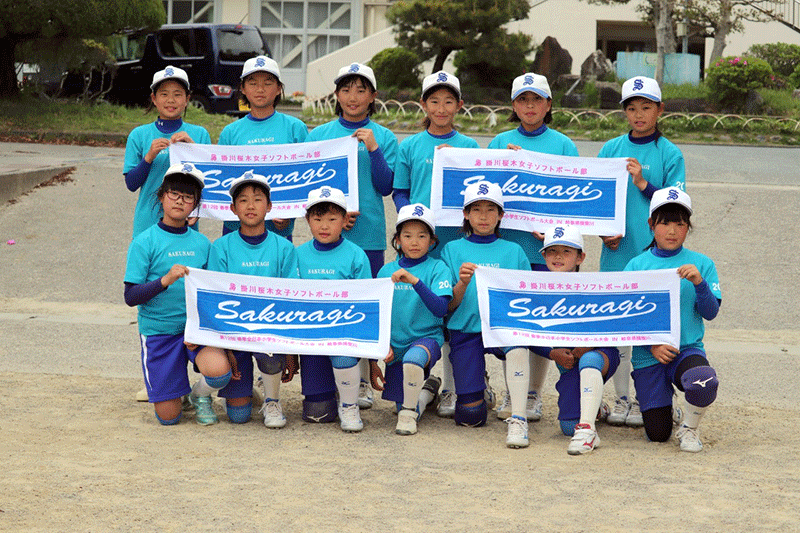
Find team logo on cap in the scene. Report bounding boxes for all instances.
[633,78,644,91]
[244,170,253,179]
[320,188,331,198]
[478,183,489,195]
[437,72,448,83]
[255,57,266,67]
[554,227,565,239]
[182,163,194,173]
[413,205,425,217]
[349,63,359,73]
[165,67,174,76]
[524,75,534,85]
[667,189,679,201]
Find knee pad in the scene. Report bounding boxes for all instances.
[578,350,604,372]
[302,398,338,423]
[256,354,284,375]
[155,412,181,426]
[330,355,358,369]
[226,403,252,424]
[205,371,232,390]
[454,400,487,427]
[560,419,579,436]
[403,346,428,368]
[681,366,718,407]
[642,406,673,442]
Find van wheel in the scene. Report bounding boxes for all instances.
[188,95,210,113]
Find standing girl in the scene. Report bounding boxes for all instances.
[392,70,479,419]
[623,188,720,452]
[598,76,687,427]
[124,163,232,425]
[488,72,580,424]
[377,204,453,436]
[124,66,211,238]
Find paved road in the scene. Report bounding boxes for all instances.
[0,141,797,408]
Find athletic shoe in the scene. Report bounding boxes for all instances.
[136,387,149,402]
[568,423,600,455]
[395,408,418,435]
[419,375,441,411]
[596,400,611,423]
[496,391,512,420]
[437,389,456,418]
[188,394,218,426]
[607,396,630,426]
[505,415,529,448]
[626,399,644,427]
[181,395,194,412]
[672,392,683,425]
[252,376,265,406]
[484,371,496,410]
[526,391,543,421]
[260,399,286,429]
[357,379,374,410]
[676,424,703,452]
[338,403,363,432]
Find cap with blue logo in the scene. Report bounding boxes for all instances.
[241,55,281,81]
[305,186,348,212]
[422,71,461,99]
[511,73,551,100]
[334,63,377,90]
[463,181,504,209]
[229,170,271,199]
[541,225,584,255]
[163,162,205,190]
[620,76,662,104]
[396,203,436,234]
[649,187,692,216]
[151,66,190,91]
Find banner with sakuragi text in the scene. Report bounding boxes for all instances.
[431,147,628,236]
[184,267,393,359]
[474,267,680,348]
[170,136,359,221]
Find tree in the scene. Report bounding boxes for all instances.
[0,0,164,98]
[386,0,532,74]
[454,30,535,93]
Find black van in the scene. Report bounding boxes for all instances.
[108,24,271,114]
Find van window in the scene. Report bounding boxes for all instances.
[157,29,200,57]
[110,32,148,61]
[216,27,269,61]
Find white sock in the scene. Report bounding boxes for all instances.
[681,403,707,429]
[440,343,454,392]
[418,386,435,413]
[191,376,216,398]
[334,365,360,406]
[402,363,425,411]
[505,348,528,419]
[528,351,550,396]
[578,367,604,430]
[261,371,281,401]
[359,358,370,383]
[612,346,632,400]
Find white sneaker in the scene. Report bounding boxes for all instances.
[526,391,543,421]
[496,391,512,420]
[136,387,149,402]
[484,371,496,410]
[260,399,286,428]
[338,403,363,432]
[672,392,683,425]
[676,424,703,452]
[626,399,644,427]
[607,397,630,426]
[505,415,529,448]
[357,379,374,410]
[568,423,600,455]
[596,401,611,423]
[395,409,418,435]
[437,389,456,418]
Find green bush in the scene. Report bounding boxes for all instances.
[367,48,422,92]
[453,30,535,98]
[706,56,773,111]
[746,43,800,78]
[790,63,800,90]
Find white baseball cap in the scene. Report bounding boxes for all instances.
[229,170,271,199]
[163,162,205,190]
[541,225,584,255]
[396,203,436,234]
[305,186,348,212]
[463,181,504,209]
[334,63,377,90]
[621,76,662,103]
[151,66,190,91]
[422,71,461,99]
[649,187,692,216]
[511,73,551,100]
[241,55,281,81]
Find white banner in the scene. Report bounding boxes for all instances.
[184,267,393,359]
[431,147,628,236]
[475,267,680,348]
[170,137,359,221]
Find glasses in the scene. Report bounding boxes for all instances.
[165,190,197,204]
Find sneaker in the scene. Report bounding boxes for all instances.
[672,393,684,425]
[338,403,363,432]
[419,375,441,411]
[136,387,149,402]
[496,391,512,420]
[357,379,374,410]
[526,391,543,421]
[437,389,456,418]
[505,415,529,448]
[596,401,611,423]
[676,424,703,452]
[607,397,630,426]
[181,395,194,412]
[484,371,496,410]
[188,394,218,426]
[260,399,286,429]
[252,376,265,406]
[568,423,600,455]
[395,408,418,435]
[626,399,644,427]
